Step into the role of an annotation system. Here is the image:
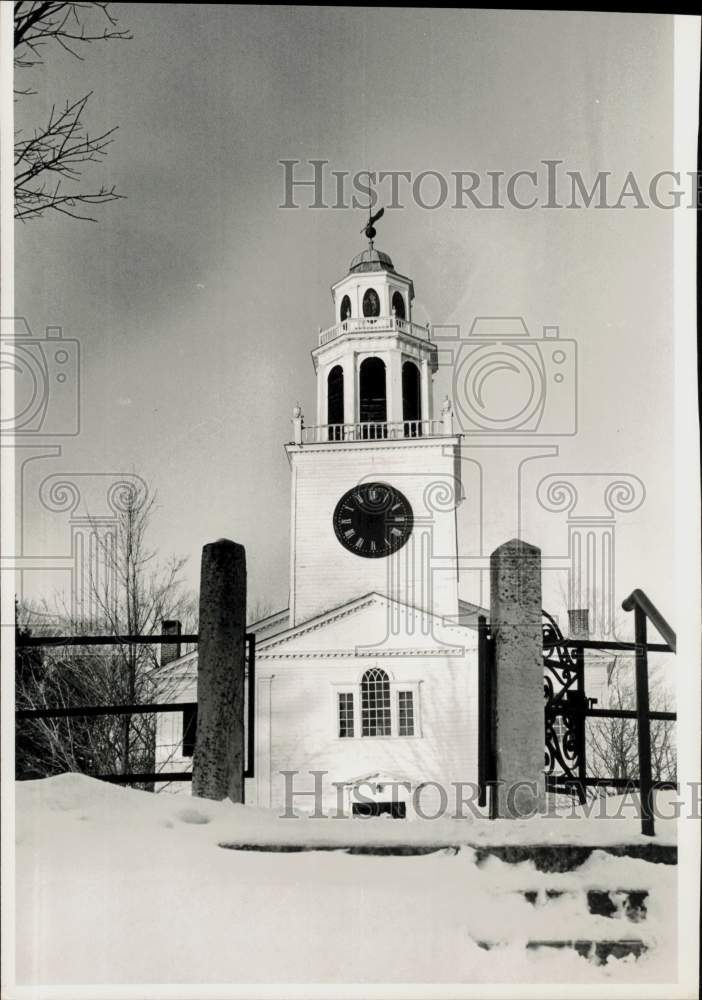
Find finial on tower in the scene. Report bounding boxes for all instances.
[361,206,385,248]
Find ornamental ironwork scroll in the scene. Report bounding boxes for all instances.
[542,610,586,798]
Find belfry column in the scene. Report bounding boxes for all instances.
[343,357,356,426]
[316,361,325,426]
[420,358,431,422]
[387,350,403,425]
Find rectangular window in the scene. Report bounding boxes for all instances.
[338,692,355,738]
[182,704,197,758]
[398,691,415,736]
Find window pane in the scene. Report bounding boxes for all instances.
[338,692,354,738]
[361,668,391,736]
[398,691,415,736]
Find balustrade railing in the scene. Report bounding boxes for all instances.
[318,316,431,346]
[301,419,446,443]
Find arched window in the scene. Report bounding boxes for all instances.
[340,295,351,322]
[327,365,344,440]
[361,667,391,736]
[359,357,387,438]
[392,291,406,320]
[362,288,380,318]
[402,361,422,437]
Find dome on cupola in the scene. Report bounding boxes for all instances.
[348,247,395,274]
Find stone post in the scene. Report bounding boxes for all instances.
[490,538,545,818]
[192,539,246,802]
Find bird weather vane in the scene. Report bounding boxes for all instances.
[361,206,385,246]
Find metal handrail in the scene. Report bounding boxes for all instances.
[620,590,677,838]
[622,589,677,652]
[16,633,198,647]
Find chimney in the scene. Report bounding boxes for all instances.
[567,608,589,640]
[160,619,182,666]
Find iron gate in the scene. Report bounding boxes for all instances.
[542,611,589,802]
[477,611,590,811]
[477,604,677,827]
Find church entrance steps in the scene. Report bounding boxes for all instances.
[217,839,675,966]
[479,938,649,965]
[218,840,676,868]
[472,841,676,871]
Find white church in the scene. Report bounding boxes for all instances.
[156,229,488,816]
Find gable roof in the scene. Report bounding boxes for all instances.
[257,592,475,660]
[155,592,477,677]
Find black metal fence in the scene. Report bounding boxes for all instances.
[15,630,256,787]
[478,589,677,836]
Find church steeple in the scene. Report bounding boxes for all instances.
[309,224,438,440]
[286,222,460,626]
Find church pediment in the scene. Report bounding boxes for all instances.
[257,592,475,660]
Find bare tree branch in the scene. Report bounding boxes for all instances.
[15,485,196,787]
[14,3,130,221]
[586,658,676,790]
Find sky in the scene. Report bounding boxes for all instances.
[14,6,679,631]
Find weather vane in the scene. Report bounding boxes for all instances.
[361,206,384,246]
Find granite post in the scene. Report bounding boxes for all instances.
[490,538,546,818]
[192,539,246,802]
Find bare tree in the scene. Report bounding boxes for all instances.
[14,2,131,221]
[15,485,196,785]
[247,597,278,626]
[84,486,196,778]
[586,657,676,787]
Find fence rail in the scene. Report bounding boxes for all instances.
[15,701,197,720]
[620,589,676,836]
[479,593,677,836]
[16,633,198,647]
[15,629,256,785]
[97,771,193,784]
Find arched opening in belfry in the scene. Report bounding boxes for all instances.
[359,357,387,438]
[392,291,406,320]
[327,365,344,440]
[402,360,422,437]
[340,295,351,322]
[362,288,381,318]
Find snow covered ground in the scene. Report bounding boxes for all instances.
[14,774,677,987]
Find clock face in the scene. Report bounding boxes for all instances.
[333,482,413,558]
